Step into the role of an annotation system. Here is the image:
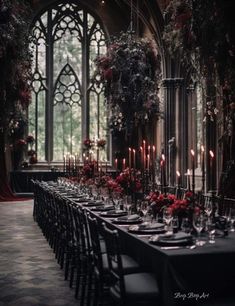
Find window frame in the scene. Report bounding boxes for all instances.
[29,1,110,164]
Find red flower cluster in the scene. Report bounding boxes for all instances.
[26,134,35,144]
[82,163,95,178]
[168,199,188,215]
[106,178,123,194]
[16,139,26,146]
[95,175,111,188]
[29,155,38,164]
[97,139,106,148]
[27,149,36,156]
[146,190,201,217]
[115,168,142,194]
[147,192,173,213]
[83,139,94,149]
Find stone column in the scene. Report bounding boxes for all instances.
[162,78,184,187]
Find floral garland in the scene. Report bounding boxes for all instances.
[94,32,161,135]
[163,0,235,122]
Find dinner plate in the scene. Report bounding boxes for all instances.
[149,232,193,246]
[91,205,115,212]
[72,198,91,203]
[100,210,128,218]
[129,222,165,234]
[82,201,104,207]
[112,214,143,225]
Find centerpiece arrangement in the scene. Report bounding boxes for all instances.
[94,32,162,136]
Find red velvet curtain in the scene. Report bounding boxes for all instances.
[0,131,26,202]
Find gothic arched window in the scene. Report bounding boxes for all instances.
[29,1,109,163]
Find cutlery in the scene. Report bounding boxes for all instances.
[161,245,196,250]
[137,234,152,238]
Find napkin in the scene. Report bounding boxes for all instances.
[118,214,140,221]
[100,210,126,216]
[92,205,114,211]
[152,232,192,242]
[138,222,164,230]
[160,232,192,240]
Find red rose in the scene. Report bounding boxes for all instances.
[26,134,35,144]
[16,139,26,146]
[29,155,38,164]
[103,68,113,81]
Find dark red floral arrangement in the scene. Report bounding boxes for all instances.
[94,32,162,135]
[83,139,94,149]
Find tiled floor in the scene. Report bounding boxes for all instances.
[0,200,80,306]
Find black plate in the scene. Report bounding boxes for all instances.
[91,205,115,212]
[82,201,104,207]
[112,214,143,225]
[149,232,193,246]
[129,222,165,234]
[100,210,128,218]
[72,198,91,203]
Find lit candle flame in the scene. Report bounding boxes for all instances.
[209,150,214,158]
[190,149,195,156]
[161,154,165,161]
[176,171,180,177]
[201,145,205,152]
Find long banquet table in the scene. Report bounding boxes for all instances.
[87,206,235,306]
[37,182,235,306]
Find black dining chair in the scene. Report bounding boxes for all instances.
[102,223,160,306]
[87,215,142,306]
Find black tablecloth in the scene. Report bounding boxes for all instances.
[46,186,235,306]
[10,170,66,193]
[88,208,235,306]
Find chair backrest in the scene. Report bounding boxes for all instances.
[218,197,235,216]
[87,214,104,278]
[102,223,125,296]
[73,206,91,256]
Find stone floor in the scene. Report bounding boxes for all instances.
[0,200,80,306]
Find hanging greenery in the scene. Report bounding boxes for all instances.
[94,32,162,136]
[0,0,32,138]
[163,0,235,169]
[163,0,235,98]
[0,0,32,173]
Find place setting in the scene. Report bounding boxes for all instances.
[112,213,143,225]
[80,199,104,207]
[100,209,128,218]
[149,232,194,248]
[90,204,115,212]
[128,222,166,235]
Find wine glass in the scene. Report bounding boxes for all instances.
[207,219,216,244]
[172,216,179,233]
[224,207,235,232]
[112,192,121,210]
[124,196,132,215]
[193,212,206,246]
[181,217,191,234]
[230,208,235,232]
[204,200,213,218]
[163,207,173,233]
[140,201,149,222]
